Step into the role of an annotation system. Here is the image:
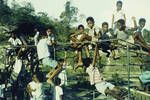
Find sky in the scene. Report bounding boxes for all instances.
[8,0,150,29]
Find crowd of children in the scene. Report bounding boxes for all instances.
[0,0,150,100]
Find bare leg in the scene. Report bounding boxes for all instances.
[74,50,83,70]
[111,50,115,59]
[84,46,90,57]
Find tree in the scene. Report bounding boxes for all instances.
[0,0,12,25]
[60,1,78,28]
[58,1,78,42]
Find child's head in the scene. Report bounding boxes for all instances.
[102,22,109,33]
[54,77,61,86]
[86,17,95,29]
[32,74,39,82]
[117,19,125,31]
[58,58,65,66]
[116,1,123,11]
[46,26,53,36]
[78,24,84,33]
[46,27,53,36]
[83,58,93,68]
[34,28,38,32]
[11,31,17,39]
[139,18,146,28]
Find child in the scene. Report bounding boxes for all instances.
[98,22,113,57]
[136,18,146,37]
[128,17,150,54]
[53,78,63,100]
[27,74,43,100]
[86,16,100,42]
[84,45,128,99]
[70,24,91,69]
[48,78,63,100]
[6,32,22,65]
[46,57,68,83]
[112,0,126,29]
[37,28,57,69]
[8,32,22,47]
[58,52,68,86]
[46,50,68,86]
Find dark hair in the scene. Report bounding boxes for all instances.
[58,58,64,63]
[139,18,146,23]
[46,26,53,30]
[116,0,122,5]
[102,22,108,27]
[54,77,61,85]
[83,58,93,68]
[117,19,126,31]
[117,19,125,25]
[78,24,84,30]
[86,16,95,23]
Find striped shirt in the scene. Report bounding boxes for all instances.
[86,64,103,85]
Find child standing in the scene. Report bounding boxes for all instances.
[112,1,126,29]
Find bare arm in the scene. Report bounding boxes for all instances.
[111,14,114,28]
[132,16,137,28]
[92,44,98,67]
[124,14,126,24]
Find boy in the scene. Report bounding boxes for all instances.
[98,22,113,57]
[86,17,100,42]
[27,74,43,100]
[84,45,128,99]
[8,32,22,46]
[37,28,57,69]
[46,50,68,86]
[114,17,137,43]
[70,24,91,69]
[136,18,146,37]
[7,32,22,64]
[112,0,126,29]
[46,58,65,84]
[49,78,63,100]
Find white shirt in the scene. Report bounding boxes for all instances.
[8,37,22,46]
[113,9,125,23]
[54,86,63,100]
[76,34,83,40]
[13,58,22,74]
[136,26,145,37]
[28,81,42,99]
[114,28,129,40]
[86,64,103,85]
[87,26,100,41]
[0,84,5,98]
[37,38,50,60]
[34,31,40,45]
[58,69,67,86]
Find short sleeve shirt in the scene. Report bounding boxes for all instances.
[8,37,22,46]
[54,86,63,100]
[86,64,103,85]
[113,9,125,23]
[86,26,100,41]
[37,38,50,60]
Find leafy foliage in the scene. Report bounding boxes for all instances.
[0,1,78,43]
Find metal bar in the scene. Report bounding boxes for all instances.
[126,40,131,100]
